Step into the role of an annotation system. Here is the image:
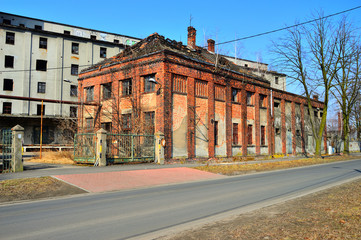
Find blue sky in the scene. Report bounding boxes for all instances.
[2,0,361,98]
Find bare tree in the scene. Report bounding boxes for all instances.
[272,12,344,157]
[330,17,361,154]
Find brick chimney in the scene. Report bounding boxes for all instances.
[187,26,196,49]
[207,39,215,52]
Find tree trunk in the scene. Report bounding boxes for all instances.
[343,114,350,154]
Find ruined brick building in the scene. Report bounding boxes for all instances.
[78,27,326,160]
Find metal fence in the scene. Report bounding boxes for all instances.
[73,133,96,163]
[1,129,12,172]
[106,134,155,163]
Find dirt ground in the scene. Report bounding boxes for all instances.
[161,178,361,240]
[0,177,86,203]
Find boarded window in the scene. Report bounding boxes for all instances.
[144,111,155,134]
[261,125,266,145]
[246,91,254,105]
[233,123,239,145]
[3,79,13,91]
[85,118,93,131]
[173,74,187,93]
[247,125,253,145]
[195,80,207,97]
[2,102,12,114]
[102,83,112,100]
[122,79,132,96]
[6,32,15,45]
[122,114,131,132]
[39,37,47,49]
[144,74,156,93]
[215,85,225,101]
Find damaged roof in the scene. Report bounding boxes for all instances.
[81,33,260,79]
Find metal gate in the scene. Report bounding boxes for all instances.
[106,134,155,163]
[1,129,12,172]
[73,133,96,163]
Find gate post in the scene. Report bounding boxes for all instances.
[96,128,107,166]
[11,125,24,172]
[155,131,165,164]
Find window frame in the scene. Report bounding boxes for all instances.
[71,64,79,75]
[6,32,15,45]
[102,82,112,100]
[70,85,77,97]
[39,37,47,49]
[2,102,12,114]
[100,47,107,58]
[37,82,46,93]
[122,79,132,96]
[70,106,77,118]
[144,74,156,93]
[85,86,94,102]
[71,42,79,54]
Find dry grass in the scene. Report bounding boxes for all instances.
[194,155,360,175]
[27,151,75,165]
[0,177,86,202]
[164,179,361,240]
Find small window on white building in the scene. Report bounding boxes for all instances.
[39,37,47,49]
[6,32,15,45]
[275,77,279,85]
[3,79,13,91]
[2,102,12,114]
[100,47,107,58]
[5,55,14,68]
[72,42,79,54]
[37,82,46,93]
[71,64,79,75]
[36,60,47,71]
[70,85,77,97]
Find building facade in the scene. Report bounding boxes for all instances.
[78,27,326,160]
[0,12,140,144]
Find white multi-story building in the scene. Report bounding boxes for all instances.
[0,12,140,144]
[223,56,287,91]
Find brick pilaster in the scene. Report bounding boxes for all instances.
[226,84,232,157]
[241,88,247,156]
[187,77,195,159]
[281,98,286,154]
[300,103,305,154]
[268,91,274,155]
[208,81,215,157]
[291,101,296,155]
[162,65,173,160]
[255,92,260,155]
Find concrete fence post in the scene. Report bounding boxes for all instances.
[155,131,165,164]
[96,128,107,166]
[11,125,24,172]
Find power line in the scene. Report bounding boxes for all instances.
[215,5,361,46]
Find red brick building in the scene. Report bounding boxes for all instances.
[78,27,326,160]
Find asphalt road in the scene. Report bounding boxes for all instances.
[0,159,360,240]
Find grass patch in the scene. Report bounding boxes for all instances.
[194,155,360,175]
[0,177,86,203]
[27,151,75,165]
[166,179,361,240]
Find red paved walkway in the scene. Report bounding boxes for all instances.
[54,167,224,193]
